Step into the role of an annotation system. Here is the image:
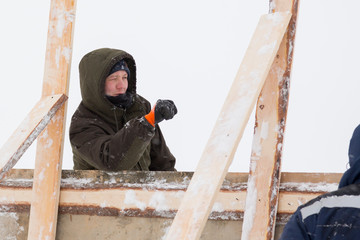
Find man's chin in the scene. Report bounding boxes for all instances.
[116,92,126,95]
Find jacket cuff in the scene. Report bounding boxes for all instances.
[140,116,156,131]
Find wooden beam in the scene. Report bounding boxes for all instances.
[0,186,328,221]
[241,1,299,240]
[0,94,67,180]
[165,12,292,240]
[0,170,341,223]
[27,0,76,240]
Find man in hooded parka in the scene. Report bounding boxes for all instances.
[69,48,177,171]
[279,124,360,240]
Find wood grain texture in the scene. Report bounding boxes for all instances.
[0,94,67,180]
[241,1,299,240]
[0,170,341,221]
[165,12,291,240]
[27,0,76,240]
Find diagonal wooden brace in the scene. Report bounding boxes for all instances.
[165,12,292,240]
[241,1,299,239]
[0,94,67,181]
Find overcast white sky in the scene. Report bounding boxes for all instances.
[0,0,359,173]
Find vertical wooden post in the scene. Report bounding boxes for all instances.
[241,1,299,240]
[165,12,291,240]
[27,0,76,239]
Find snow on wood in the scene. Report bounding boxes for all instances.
[0,170,342,224]
[27,1,76,240]
[0,94,67,180]
[164,12,292,240]
[241,1,299,239]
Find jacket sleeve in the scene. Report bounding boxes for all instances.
[70,115,155,171]
[148,125,176,171]
[279,209,312,240]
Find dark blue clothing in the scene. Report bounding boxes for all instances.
[280,125,360,240]
[279,184,360,240]
[338,159,360,189]
[339,125,360,189]
[348,124,360,168]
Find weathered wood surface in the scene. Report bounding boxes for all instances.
[165,12,292,240]
[0,94,67,181]
[28,0,76,240]
[0,170,341,223]
[241,0,300,239]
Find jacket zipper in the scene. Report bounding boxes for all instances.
[111,105,145,170]
[111,106,127,132]
[111,106,119,132]
[122,108,127,123]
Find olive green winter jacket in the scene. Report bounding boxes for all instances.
[69,48,176,171]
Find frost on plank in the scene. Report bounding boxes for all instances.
[241,175,258,240]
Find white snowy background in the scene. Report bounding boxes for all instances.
[0,0,359,173]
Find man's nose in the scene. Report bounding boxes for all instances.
[116,80,123,88]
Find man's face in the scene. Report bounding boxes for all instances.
[105,70,128,96]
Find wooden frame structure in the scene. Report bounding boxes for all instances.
[28,0,76,239]
[166,11,293,240]
[0,0,340,239]
[0,170,342,239]
[0,0,76,239]
[166,0,299,239]
[242,1,299,239]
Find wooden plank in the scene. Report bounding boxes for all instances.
[165,12,292,240]
[0,94,67,180]
[0,170,341,222]
[241,1,299,240]
[0,187,329,220]
[27,0,76,240]
[2,169,343,190]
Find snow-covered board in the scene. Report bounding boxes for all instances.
[0,170,341,218]
[0,170,342,239]
[165,12,292,240]
[27,1,76,240]
[0,94,67,180]
[241,1,299,239]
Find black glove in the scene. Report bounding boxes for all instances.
[154,99,178,124]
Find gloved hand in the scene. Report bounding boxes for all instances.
[145,99,177,126]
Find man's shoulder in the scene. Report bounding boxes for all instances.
[70,101,109,127]
[338,182,360,195]
[72,102,99,118]
[298,183,360,219]
[133,94,151,110]
[135,94,150,104]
